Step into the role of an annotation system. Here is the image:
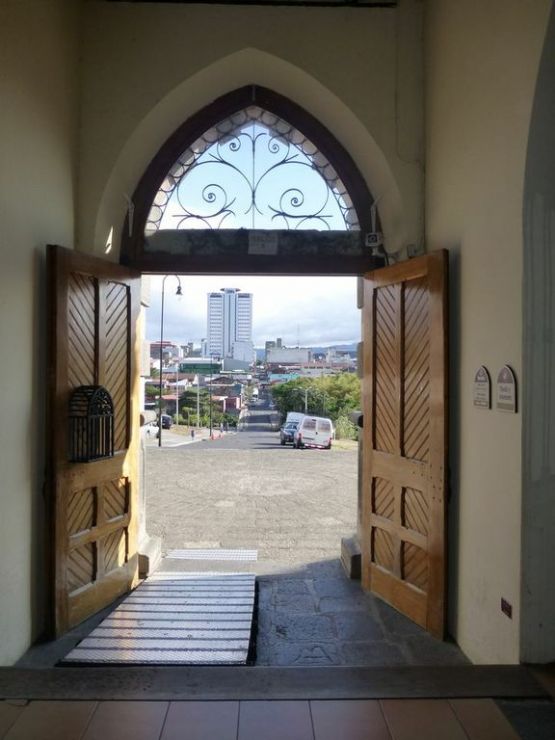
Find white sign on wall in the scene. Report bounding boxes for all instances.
[248,231,279,255]
[496,365,517,413]
[473,366,491,409]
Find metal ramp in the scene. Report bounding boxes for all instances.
[62,572,257,665]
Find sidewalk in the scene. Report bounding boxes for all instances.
[143,426,235,448]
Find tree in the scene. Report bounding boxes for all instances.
[271,373,360,428]
[144,384,160,399]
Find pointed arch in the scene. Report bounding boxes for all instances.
[120,86,376,269]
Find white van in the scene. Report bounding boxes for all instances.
[293,415,334,449]
[285,411,305,426]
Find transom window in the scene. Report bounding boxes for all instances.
[146,106,360,233]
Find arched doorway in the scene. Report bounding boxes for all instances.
[47,87,448,661]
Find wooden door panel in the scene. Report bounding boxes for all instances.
[47,245,141,636]
[67,273,96,388]
[361,251,448,639]
[374,284,399,455]
[403,277,431,462]
[105,281,131,452]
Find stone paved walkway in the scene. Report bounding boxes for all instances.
[146,430,469,667]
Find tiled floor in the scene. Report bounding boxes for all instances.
[0,698,521,740]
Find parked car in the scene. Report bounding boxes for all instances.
[293,416,333,449]
[160,414,173,429]
[143,420,159,437]
[279,421,298,445]
[144,415,172,435]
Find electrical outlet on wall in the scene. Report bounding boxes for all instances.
[501,598,513,619]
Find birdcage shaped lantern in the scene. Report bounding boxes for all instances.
[69,385,114,462]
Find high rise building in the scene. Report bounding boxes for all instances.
[205,288,253,360]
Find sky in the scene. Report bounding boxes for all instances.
[145,275,361,348]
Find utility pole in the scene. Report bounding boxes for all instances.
[196,375,200,428]
[158,275,182,447]
[209,356,214,439]
[175,365,179,426]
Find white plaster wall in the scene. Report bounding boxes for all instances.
[0,0,80,664]
[77,1,424,259]
[425,0,551,663]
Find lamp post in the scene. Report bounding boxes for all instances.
[292,387,309,413]
[209,354,215,439]
[158,275,182,447]
[175,364,179,426]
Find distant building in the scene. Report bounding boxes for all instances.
[150,340,180,363]
[232,340,255,364]
[267,347,311,365]
[205,288,254,364]
[264,337,285,361]
[180,342,194,357]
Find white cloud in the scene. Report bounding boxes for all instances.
[145,275,360,348]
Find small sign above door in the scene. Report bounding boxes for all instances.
[496,365,517,413]
[248,231,279,255]
[473,366,491,409]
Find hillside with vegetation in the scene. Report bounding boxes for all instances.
[271,374,360,439]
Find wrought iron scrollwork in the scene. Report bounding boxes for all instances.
[146,106,359,233]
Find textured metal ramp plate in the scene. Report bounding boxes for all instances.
[62,572,256,665]
[166,548,258,561]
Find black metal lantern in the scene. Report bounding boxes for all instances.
[69,386,114,462]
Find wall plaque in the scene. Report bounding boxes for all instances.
[248,231,279,255]
[496,365,517,413]
[473,366,491,409]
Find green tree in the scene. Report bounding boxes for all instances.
[144,384,160,399]
[271,373,360,431]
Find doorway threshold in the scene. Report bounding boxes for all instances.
[0,665,546,702]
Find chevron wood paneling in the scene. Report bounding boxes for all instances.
[403,487,429,536]
[103,529,127,573]
[372,527,395,572]
[374,285,398,454]
[49,246,140,636]
[361,251,447,638]
[67,274,96,389]
[67,488,96,536]
[372,477,395,520]
[105,282,130,451]
[104,478,128,520]
[403,277,431,462]
[402,542,428,591]
[67,544,95,594]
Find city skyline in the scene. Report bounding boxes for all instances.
[145,275,361,348]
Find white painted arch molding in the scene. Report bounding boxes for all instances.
[89,48,407,260]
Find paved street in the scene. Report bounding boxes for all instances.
[144,404,468,668]
[145,427,357,568]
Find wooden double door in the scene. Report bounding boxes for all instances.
[47,245,447,640]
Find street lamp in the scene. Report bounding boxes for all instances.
[158,275,182,447]
[292,387,309,413]
[175,364,179,427]
[209,353,217,439]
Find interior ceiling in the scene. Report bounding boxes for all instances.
[103,0,397,7]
